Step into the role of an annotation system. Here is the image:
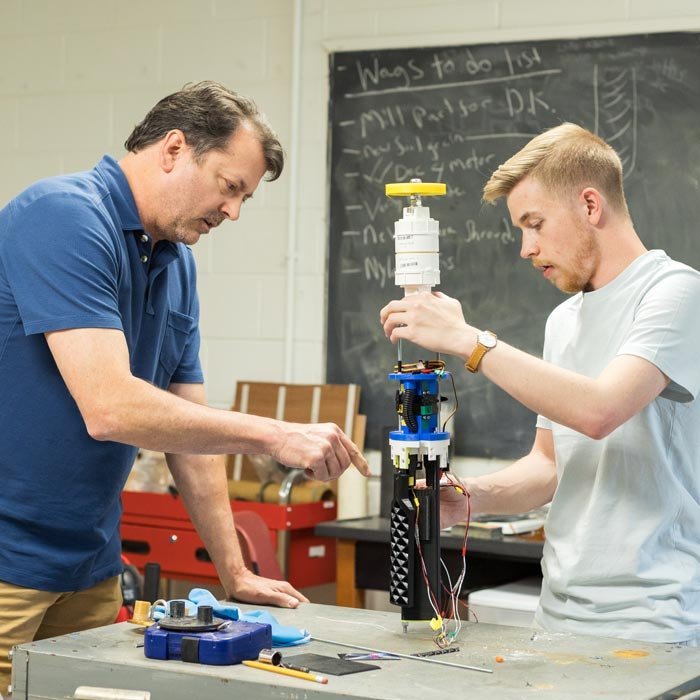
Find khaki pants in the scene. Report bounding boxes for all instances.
[0,576,122,694]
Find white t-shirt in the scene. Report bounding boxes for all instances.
[535,250,700,643]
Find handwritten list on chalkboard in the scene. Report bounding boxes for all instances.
[326,32,700,458]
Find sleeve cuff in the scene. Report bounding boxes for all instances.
[23,314,124,336]
[170,371,205,385]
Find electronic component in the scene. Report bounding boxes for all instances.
[384,180,468,646]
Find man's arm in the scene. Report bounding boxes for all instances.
[380,292,669,440]
[165,382,309,607]
[477,343,667,440]
[466,427,557,515]
[45,327,369,480]
[440,428,557,527]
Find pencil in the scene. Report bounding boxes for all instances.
[242,659,328,684]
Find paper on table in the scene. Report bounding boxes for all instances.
[500,519,546,535]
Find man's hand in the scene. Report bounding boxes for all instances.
[271,422,370,481]
[414,478,470,529]
[439,481,471,529]
[225,568,310,608]
[380,291,474,360]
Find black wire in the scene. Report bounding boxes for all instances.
[442,372,459,432]
[403,388,419,432]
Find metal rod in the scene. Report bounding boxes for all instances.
[397,339,403,429]
[646,674,700,700]
[310,636,492,674]
[436,351,441,426]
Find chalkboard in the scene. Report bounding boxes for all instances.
[326,32,700,458]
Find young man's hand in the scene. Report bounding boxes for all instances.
[380,291,474,360]
[414,478,470,529]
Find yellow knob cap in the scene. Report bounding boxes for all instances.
[385,182,446,197]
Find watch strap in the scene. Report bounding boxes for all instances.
[465,344,489,373]
[465,331,496,373]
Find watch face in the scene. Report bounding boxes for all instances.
[478,331,497,348]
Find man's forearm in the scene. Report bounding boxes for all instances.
[463,339,667,441]
[466,450,557,515]
[476,342,604,438]
[92,375,282,455]
[47,327,369,480]
[381,293,668,440]
[165,451,247,593]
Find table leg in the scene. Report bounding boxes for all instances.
[336,540,365,608]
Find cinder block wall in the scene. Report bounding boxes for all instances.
[1,0,698,413]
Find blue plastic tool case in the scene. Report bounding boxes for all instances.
[144,619,272,665]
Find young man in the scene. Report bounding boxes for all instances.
[380,123,700,644]
[0,81,369,692]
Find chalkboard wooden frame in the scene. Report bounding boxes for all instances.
[326,32,700,458]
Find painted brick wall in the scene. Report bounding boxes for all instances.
[0,0,698,413]
[0,0,295,410]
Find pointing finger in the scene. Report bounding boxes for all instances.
[339,432,371,476]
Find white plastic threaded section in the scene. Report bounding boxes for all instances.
[393,204,441,290]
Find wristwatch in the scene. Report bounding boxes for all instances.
[465,330,498,373]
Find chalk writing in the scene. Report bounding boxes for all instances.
[463,218,516,245]
[328,33,700,457]
[356,57,425,92]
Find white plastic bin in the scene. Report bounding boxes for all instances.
[467,577,542,627]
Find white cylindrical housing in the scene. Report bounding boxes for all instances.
[394,208,440,252]
[394,252,440,287]
[393,204,440,290]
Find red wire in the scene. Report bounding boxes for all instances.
[413,498,441,615]
[439,475,472,617]
[412,476,473,631]
[463,486,471,557]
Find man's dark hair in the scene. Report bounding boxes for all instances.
[124,81,284,181]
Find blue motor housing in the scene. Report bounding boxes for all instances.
[389,370,449,438]
[144,619,272,665]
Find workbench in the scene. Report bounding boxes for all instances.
[315,516,544,607]
[11,602,699,699]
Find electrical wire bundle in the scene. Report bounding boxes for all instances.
[411,471,471,648]
[393,359,446,374]
[394,362,459,433]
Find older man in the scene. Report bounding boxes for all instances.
[0,81,369,693]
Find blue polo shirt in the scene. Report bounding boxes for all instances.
[0,155,204,591]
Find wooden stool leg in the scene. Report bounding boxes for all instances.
[336,540,365,608]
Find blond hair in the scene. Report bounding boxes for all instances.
[483,123,628,214]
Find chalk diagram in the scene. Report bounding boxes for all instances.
[593,64,638,179]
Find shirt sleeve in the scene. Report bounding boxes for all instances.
[170,250,204,385]
[5,192,123,335]
[617,267,700,402]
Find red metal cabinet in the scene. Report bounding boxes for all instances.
[120,490,337,589]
